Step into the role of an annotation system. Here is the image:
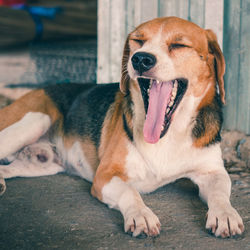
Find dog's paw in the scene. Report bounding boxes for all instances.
[124,206,161,237]
[206,205,244,238]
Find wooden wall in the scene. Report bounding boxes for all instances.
[223,0,250,133]
[97,0,250,134]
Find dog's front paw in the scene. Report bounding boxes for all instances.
[124,206,161,237]
[206,205,244,238]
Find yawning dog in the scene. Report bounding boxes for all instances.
[0,17,244,238]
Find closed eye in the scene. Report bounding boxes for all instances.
[169,43,190,51]
[131,39,145,46]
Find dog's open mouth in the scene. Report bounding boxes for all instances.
[137,77,188,144]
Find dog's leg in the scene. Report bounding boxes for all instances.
[0,160,63,179]
[0,89,62,159]
[91,99,160,237]
[92,174,161,237]
[0,112,51,159]
[190,167,244,237]
[0,141,64,195]
[0,161,63,195]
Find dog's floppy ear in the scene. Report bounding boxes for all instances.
[120,37,130,94]
[206,29,226,104]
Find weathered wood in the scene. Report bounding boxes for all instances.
[223,1,242,131]
[159,0,188,19]
[189,0,205,27]
[110,0,126,82]
[140,0,158,22]
[236,0,250,133]
[205,0,224,49]
[126,0,158,33]
[97,0,111,83]
[126,0,137,34]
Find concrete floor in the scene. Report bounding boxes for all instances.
[0,174,249,250]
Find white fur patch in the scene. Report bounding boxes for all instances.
[0,112,51,159]
[125,124,225,194]
[55,138,94,182]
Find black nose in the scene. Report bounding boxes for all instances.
[131,52,156,75]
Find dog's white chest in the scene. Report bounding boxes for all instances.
[125,132,223,194]
[125,136,193,193]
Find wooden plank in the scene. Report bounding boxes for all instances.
[176,0,189,19]
[236,0,250,133]
[126,0,136,35]
[110,0,126,82]
[223,0,241,131]
[97,0,111,83]
[140,0,158,23]
[205,0,224,49]
[159,0,177,17]
[189,0,205,27]
[126,0,141,34]
[159,0,188,19]
[133,0,142,27]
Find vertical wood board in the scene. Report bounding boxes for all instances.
[223,0,241,130]
[189,0,205,27]
[110,0,126,82]
[97,0,111,83]
[236,0,250,132]
[205,0,224,48]
[223,0,250,133]
[159,0,189,19]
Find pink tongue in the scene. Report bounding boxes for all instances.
[143,80,173,144]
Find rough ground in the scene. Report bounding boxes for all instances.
[0,94,249,249]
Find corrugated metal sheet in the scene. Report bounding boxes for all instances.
[97,0,250,133]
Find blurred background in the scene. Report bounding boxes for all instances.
[0,0,249,134]
[0,0,97,91]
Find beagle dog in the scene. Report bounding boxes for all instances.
[0,17,244,238]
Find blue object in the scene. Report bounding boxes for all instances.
[12,5,62,40]
[28,6,61,19]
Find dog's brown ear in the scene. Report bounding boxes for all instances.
[120,37,130,94]
[206,29,226,104]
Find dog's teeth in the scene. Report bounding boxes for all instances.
[170,80,178,101]
[171,89,177,101]
[149,79,153,88]
[147,88,150,95]
[172,88,177,95]
[168,100,174,107]
[161,125,164,131]
[166,107,170,113]
[173,81,178,91]
[156,80,160,84]
[171,92,176,101]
